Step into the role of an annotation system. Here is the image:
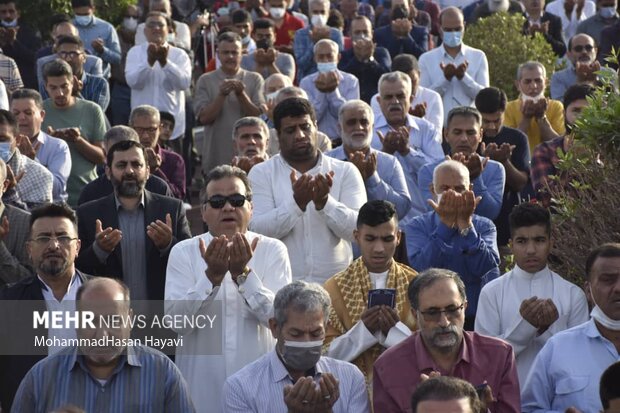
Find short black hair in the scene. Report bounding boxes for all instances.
[446,106,482,129]
[391,5,409,20]
[159,111,175,126]
[563,84,595,109]
[43,58,73,83]
[253,18,274,30]
[411,376,481,413]
[231,8,252,24]
[0,0,17,5]
[567,34,598,51]
[392,54,419,74]
[509,202,551,237]
[273,97,317,133]
[106,140,147,168]
[600,362,620,410]
[50,13,72,31]
[71,0,94,8]
[12,88,44,110]
[145,11,173,30]
[29,203,78,234]
[585,243,620,280]
[357,200,397,228]
[0,109,17,136]
[55,34,84,50]
[327,9,344,29]
[475,87,507,114]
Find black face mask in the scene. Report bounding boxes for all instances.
[256,38,274,50]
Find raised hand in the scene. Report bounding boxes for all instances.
[16,134,39,159]
[146,213,173,249]
[457,190,480,229]
[480,142,514,163]
[312,171,334,211]
[439,62,457,81]
[199,235,230,287]
[455,61,468,80]
[228,233,258,281]
[290,170,314,211]
[145,147,162,171]
[378,305,399,335]
[410,102,427,118]
[377,130,400,155]
[348,151,377,180]
[428,189,459,229]
[361,306,382,334]
[95,219,122,253]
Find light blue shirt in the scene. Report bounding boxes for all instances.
[371,113,444,223]
[293,27,344,82]
[300,70,359,141]
[550,66,577,101]
[417,156,506,221]
[222,350,370,412]
[33,132,71,203]
[522,318,620,413]
[73,16,121,74]
[326,146,412,219]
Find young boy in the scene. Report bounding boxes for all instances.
[474,202,589,385]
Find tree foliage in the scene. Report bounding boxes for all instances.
[465,12,558,100]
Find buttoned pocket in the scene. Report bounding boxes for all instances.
[555,376,589,395]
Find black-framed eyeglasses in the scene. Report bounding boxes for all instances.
[58,51,83,59]
[204,194,248,209]
[418,303,465,322]
[30,235,78,246]
[572,44,594,53]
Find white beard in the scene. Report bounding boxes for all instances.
[488,0,510,12]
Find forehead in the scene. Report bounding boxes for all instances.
[111,147,145,163]
[280,114,313,128]
[380,80,406,93]
[146,15,166,24]
[590,256,620,278]
[351,18,371,30]
[132,114,158,125]
[237,124,264,136]
[0,123,14,136]
[31,216,76,235]
[12,98,38,110]
[219,40,241,50]
[46,75,72,86]
[206,176,247,197]
[255,27,273,34]
[342,106,370,119]
[512,224,549,239]
[434,166,469,187]
[480,111,503,120]
[520,67,544,79]
[266,78,287,90]
[310,0,328,10]
[441,11,463,27]
[316,42,337,54]
[418,278,462,307]
[572,35,595,47]
[58,42,81,51]
[282,308,325,329]
[357,219,397,236]
[567,99,588,111]
[417,398,472,413]
[0,3,16,11]
[447,115,480,131]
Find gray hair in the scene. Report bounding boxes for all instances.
[378,71,412,98]
[104,125,140,147]
[201,165,253,204]
[309,0,330,10]
[432,160,470,189]
[446,106,482,129]
[275,86,308,104]
[129,105,160,125]
[273,281,332,327]
[232,116,269,141]
[264,73,293,94]
[313,38,338,55]
[407,268,467,310]
[338,99,374,128]
[218,31,242,46]
[516,61,546,80]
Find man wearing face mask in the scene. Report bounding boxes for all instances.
[418,7,489,125]
[294,0,344,82]
[222,280,370,412]
[229,9,256,55]
[241,18,296,80]
[266,0,304,54]
[576,0,619,44]
[522,243,620,413]
[504,61,565,152]
[374,5,428,60]
[300,38,359,143]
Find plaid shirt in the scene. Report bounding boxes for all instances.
[530,136,567,197]
[3,149,53,210]
[0,51,23,93]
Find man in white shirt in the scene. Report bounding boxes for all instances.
[546,0,596,43]
[248,97,366,284]
[323,200,417,384]
[222,280,370,412]
[418,7,489,124]
[165,164,292,412]
[475,202,589,384]
[125,11,191,142]
[134,0,192,52]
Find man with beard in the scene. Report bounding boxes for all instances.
[231,116,270,174]
[11,277,196,412]
[0,203,89,411]
[76,140,191,300]
[327,100,411,220]
[240,19,296,81]
[373,268,519,413]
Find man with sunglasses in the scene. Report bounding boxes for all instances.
[373,268,520,413]
[165,164,292,412]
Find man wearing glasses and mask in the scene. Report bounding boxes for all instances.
[165,164,292,412]
[373,268,520,413]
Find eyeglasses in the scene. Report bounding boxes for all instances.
[133,126,158,135]
[204,194,248,208]
[418,303,465,322]
[572,44,594,53]
[146,22,166,29]
[58,51,83,59]
[30,235,78,246]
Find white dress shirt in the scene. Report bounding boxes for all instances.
[39,273,82,355]
[418,44,489,124]
[371,85,444,136]
[125,42,191,139]
[546,0,596,44]
[165,231,292,413]
[222,350,370,412]
[248,153,367,284]
[475,264,589,384]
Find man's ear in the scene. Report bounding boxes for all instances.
[268,318,278,339]
[429,182,436,196]
[104,164,111,180]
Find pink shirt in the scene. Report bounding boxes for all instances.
[373,331,520,413]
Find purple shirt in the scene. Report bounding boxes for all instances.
[373,331,520,413]
[154,145,186,200]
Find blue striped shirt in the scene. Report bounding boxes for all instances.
[11,345,195,413]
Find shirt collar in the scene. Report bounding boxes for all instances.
[72,345,142,374]
[37,272,79,294]
[114,192,145,211]
[512,264,552,281]
[269,349,323,383]
[33,131,48,145]
[584,317,605,338]
[442,44,465,59]
[375,113,421,131]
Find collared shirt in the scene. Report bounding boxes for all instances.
[165,231,292,412]
[546,0,596,43]
[12,345,196,413]
[326,146,411,220]
[32,132,71,203]
[418,44,489,123]
[73,16,122,70]
[550,66,578,107]
[4,149,53,209]
[117,195,148,301]
[372,113,444,224]
[248,152,367,284]
[293,26,344,82]
[530,135,567,197]
[125,42,191,139]
[0,52,23,92]
[300,69,360,141]
[222,350,370,412]
[373,331,520,413]
[522,319,620,413]
[404,212,500,317]
[475,265,589,384]
[153,144,186,200]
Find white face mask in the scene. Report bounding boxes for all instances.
[311,14,327,27]
[316,61,337,73]
[266,91,279,101]
[521,92,545,103]
[1,19,17,27]
[590,294,620,330]
[167,33,175,43]
[123,17,138,31]
[270,7,286,19]
[242,34,251,45]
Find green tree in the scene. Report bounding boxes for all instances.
[465,12,558,100]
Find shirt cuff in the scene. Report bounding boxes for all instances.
[237,269,260,296]
[435,220,457,243]
[316,194,336,214]
[382,321,412,348]
[158,238,174,256]
[188,273,217,300]
[92,241,110,263]
[365,171,381,188]
[458,225,480,251]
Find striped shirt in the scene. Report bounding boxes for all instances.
[222,350,370,412]
[11,344,195,413]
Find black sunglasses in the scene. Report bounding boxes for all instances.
[572,44,594,53]
[205,194,248,208]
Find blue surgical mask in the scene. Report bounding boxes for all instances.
[1,19,17,27]
[74,14,93,26]
[0,142,13,162]
[599,6,617,18]
[442,30,463,48]
[317,61,337,73]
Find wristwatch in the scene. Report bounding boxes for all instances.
[235,267,251,286]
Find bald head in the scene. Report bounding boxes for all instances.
[264,73,293,96]
[77,277,130,303]
[53,22,79,40]
[439,6,464,25]
[432,160,471,196]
